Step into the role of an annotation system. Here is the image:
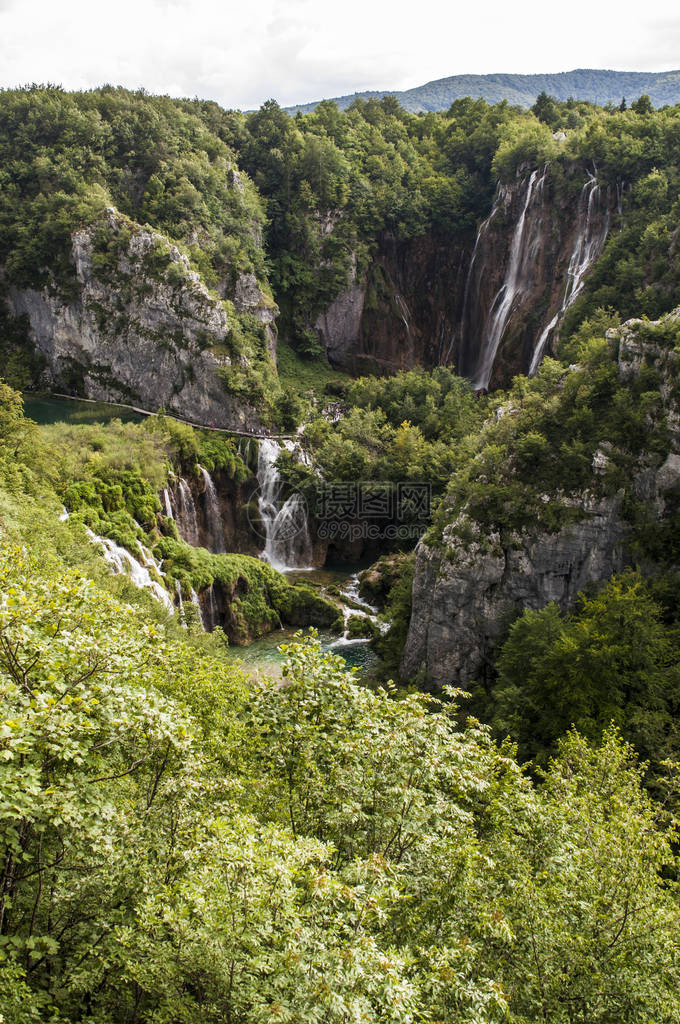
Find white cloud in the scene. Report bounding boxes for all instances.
[0,0,677,110]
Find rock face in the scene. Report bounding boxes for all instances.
[167,467,263,557]
[232,271,278,361]
[5,210,271,429]
[400,313,680,686]
[314,165,614,386]
[314,235,469,376]
[401,495,629,687]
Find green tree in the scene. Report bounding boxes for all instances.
[491,573,680,767]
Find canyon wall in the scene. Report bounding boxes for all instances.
[315,165,614,387]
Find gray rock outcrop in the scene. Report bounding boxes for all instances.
[6,210,272,429]
[401,495,629,687]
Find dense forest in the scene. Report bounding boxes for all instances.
[2,82,680,1021]
[2,380,680,1022]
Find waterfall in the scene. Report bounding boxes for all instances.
[201,583,219,631]
[329,573,389,651]
[176,478,200,546]
[454,194,507,371]
[175,580,186,626]
[257,439,313,571]
[85,527,174,613]
[190,588,205,629]
[162,488,175,519]
[471,166,548,390]
[529,178,610,375]
[199,465,226,553]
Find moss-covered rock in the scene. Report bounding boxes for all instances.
[359,553,412,608]
[154,538,340,644]
[346,614,379,640]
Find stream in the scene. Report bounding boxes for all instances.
[225,565,381,679]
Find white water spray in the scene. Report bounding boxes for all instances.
[257,439,313,570]
[176,478,200,546]
[329,573,389,651]
[190,588,205,629]
[162,488,175,519]
[85,528,174,613]
[199,465,226,553]
[529,178,610,375]
[472,167,548,389]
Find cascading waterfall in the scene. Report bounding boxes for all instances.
[175,580,186,625]
[176,478,200,546]
[528,177,610,375]
[85,527,174,613]
[472,166,548,390]
[329,573,388,651]
[199,465,226,553]
[257,439,313,570]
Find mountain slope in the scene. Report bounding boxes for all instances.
[285,68,680,115]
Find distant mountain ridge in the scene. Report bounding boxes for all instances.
[285,68,680,114]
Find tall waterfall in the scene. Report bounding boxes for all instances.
[176,478,200,546]
[472,166,548,390]
[199,465,226,553]
[257,439,313,571]
[529,178,610,375]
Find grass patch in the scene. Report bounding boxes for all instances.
[277,340,352,399]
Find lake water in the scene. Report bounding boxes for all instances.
[23,394,145,426]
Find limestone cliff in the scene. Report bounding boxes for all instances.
[5,209,277,429]
[401,311,680,687]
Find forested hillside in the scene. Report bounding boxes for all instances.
[285,67,680,114]
[4,85,680,401]
[3,81,680,1022]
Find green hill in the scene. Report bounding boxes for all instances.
[285,68,680,114]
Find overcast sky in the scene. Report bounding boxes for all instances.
[1,0,679,110]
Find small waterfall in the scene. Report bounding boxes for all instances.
[85,527,174,613]
[329,573,389,651]
[175,580,186,626]
[202,583,218,631]
[176,478,200,546]
[199,465,226,554]
[162,488,175,519]
[472,166,548,390]
[529,177,610,375]
[190,588,205,629]
[616,180,626,216]
[257,439,313,571]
